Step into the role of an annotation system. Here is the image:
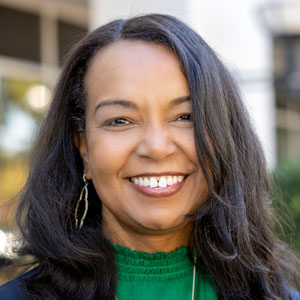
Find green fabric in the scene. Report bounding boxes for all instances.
[112,244,218,300]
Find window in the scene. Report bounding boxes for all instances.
[0,5,40,62]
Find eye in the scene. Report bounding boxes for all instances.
[177,114,192,122]
[105,118,130,126]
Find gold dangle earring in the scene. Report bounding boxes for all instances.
[75,174,89,229]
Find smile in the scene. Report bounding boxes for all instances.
[128,174,188,198]
[130,175,185,188]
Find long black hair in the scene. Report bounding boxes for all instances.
[16,14,300,299]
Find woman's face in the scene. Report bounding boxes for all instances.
[77,40,209,240]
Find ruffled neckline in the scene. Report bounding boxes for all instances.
[113,243,189,259]
[112,243,195,282]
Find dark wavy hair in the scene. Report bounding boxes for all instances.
[16,14,299,299]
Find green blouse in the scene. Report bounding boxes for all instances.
[113,244,218,300]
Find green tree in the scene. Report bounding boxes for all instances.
[271,160,300,255]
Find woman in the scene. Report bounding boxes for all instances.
[0,14,299,300]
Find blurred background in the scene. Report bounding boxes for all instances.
[0,0,299,284]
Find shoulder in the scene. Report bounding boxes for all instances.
[293,291,300,300]
[0,268,37,300]
[286,285,300,300]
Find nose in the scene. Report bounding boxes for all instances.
[135,125,176,161]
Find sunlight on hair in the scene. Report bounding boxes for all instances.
[0,230,17,258]
[0,230,6,253]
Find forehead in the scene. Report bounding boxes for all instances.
[87,39,180,75]
[84,40,189,104]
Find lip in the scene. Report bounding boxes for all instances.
[127,172,188,178]
[128,175,188,198]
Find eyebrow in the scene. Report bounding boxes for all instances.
[94,96,191,115]
[168,96,191,106]
[94,99,137,115]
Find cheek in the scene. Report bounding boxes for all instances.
[87,131,137,178]
[174,130,209,200]
[172,128,198,162]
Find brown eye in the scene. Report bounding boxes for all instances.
[106,118,130,126]
[177,114,192,122]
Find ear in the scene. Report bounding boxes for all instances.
[73,130,92,180]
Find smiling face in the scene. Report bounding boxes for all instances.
[77,40,209,249]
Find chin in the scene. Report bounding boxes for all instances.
[134,215,186,233]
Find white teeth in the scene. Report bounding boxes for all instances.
[138,177,144,186]
[177,176,184,183]
[131,175,186,188]
[149,177,158,188]
[158,177,167,188]
[143,177,149,186]
[167,176,173,185]
[172,176,178,184]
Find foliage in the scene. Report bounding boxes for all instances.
[4,78,42,120]
[0,156,28,205]
[271,159,300,255]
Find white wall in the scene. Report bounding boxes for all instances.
[89,0,276,168]
[89,0,188,30]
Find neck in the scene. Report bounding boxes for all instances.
[102,208,193,253]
